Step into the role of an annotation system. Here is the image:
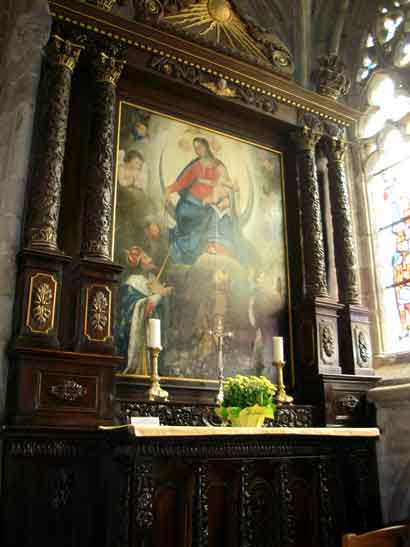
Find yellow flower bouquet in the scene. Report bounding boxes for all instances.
[214,375,277,427]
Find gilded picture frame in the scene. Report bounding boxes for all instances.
[113,100,293,385]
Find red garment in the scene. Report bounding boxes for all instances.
[168,160,219,200]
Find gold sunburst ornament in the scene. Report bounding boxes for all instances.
[164,0,267,62]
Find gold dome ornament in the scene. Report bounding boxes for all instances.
[208,0,232,24]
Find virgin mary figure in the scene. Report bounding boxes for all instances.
[164,137,252,266]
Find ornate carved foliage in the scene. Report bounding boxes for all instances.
[319,320,338,366]
[195,463,209,547]
[85,285,112,341]
[48,34,84,72]
[240,462,254,547]
[52,469,73,510]
[353,326,371,367]
[81,48,125,260]
[25,35,83,250]
[87,0,117,11]
[318,459,335,547]
[92,51,126,86]
[298,111,345,141]
[26,273,58,334]
[150,54,278,114]
[313,54,351,101]
[292,127,328,298]
[268,406,313,428]
[325,138,360,305]
[134,463,155,529]
[134,0,294,77]
[119,402,314,428]
[120,402,219,426]
[336,394,360,416]
[50,380,88,402]
[279,462,296,547]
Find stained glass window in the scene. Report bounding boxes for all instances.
[363,72,410,353]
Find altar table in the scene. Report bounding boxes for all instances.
[0,426,382,547]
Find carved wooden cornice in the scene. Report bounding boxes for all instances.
[133,0,294,78]
[48,0,362,127]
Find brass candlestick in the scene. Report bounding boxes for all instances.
[147,347,169,402]
[273,361,293,406]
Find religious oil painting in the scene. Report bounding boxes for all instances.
[114,101,290,382]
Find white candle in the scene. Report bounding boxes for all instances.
[147,318,161,349]
[272,336,284,363]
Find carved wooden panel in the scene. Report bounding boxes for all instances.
[318,318,339,368]
[26,273,58,334]
[37,371,98,411]
[84,284,112,342]
[353,324,372,369]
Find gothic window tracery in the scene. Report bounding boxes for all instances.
[360,67,410,352]
[357,1,410,83]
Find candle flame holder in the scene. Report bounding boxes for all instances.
[273,361,293,406]
[147,347,169,402]
[209,316,233,406]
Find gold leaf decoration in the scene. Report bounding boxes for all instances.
[32,283,53,326]
[163,0,267,63]
[90,291,109,332]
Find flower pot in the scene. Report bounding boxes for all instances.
[215,404,275,427]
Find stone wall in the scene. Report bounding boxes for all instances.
[368,382,410,524]
[0,0,51,420]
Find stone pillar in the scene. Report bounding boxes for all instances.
[25,34,83,250]
[325,138,360,305]
[81,50,125,261]
[0,0,50,428]
[293,127,328,298]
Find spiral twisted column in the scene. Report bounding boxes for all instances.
[293,127,328,298]
[25,34,83,250]
[81,51,125,261]
[325,138,360,304]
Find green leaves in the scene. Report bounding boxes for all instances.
[221,375,277,409]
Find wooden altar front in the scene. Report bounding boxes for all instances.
[0,426,381,547]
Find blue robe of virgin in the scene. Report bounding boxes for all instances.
[169,160,250,266]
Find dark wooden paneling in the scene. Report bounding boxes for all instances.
[0,428,382,547]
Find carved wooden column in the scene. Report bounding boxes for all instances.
[293,127,328,299]
[293,127,342,385]
[325,138,359,305]
[14,35,83,349]
[81,50,125,261]
[25,35,83,251]
[74,48,125,354]
[325,138,374,375]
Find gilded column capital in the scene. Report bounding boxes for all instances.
[325,138,347,163]
[47,34,84,72]
[292,127,322,152]
[92,52,126,87]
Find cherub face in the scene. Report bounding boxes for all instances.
[130,157,144,171]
